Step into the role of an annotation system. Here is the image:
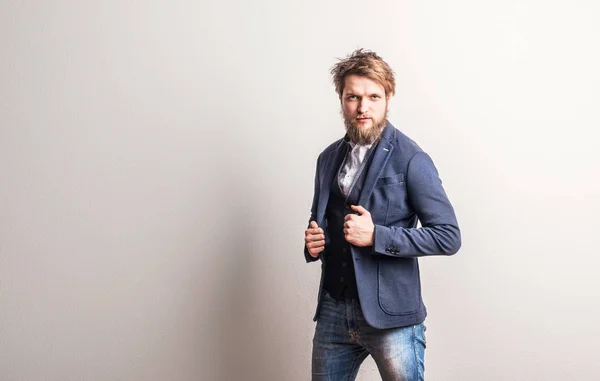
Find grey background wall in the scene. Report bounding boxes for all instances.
[1,0,599,380]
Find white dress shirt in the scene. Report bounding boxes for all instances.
[338,142,374,197]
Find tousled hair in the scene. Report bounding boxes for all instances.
[330,48,396,99]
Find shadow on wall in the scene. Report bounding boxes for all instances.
[205,158,289,381]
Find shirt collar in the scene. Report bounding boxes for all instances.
[343,134,379,150]
[348,141,373,151]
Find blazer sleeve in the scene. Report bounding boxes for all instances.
[304,154,322,263]
[372,151,461,257]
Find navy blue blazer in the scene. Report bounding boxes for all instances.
[305,122,461,329]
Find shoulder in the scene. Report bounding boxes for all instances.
[386,124,425,162]
[317,138,345,159]
[390,129,440,177]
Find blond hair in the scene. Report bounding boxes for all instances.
[330,49,396,99]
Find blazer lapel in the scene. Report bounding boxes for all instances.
[358,122,395,207]
[317,140,347,224]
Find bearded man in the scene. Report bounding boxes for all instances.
[304,49,461,381]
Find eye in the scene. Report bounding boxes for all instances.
[348,95,357,100]
[371,95,381,100]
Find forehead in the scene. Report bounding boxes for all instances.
[343,74,385,94]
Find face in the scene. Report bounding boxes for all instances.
[341,74,390,145]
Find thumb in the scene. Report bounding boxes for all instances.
[351,205,369,215]
[309,221,318,228]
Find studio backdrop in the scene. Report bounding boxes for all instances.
[1,0,599,380]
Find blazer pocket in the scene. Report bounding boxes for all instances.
[377,257,421,316]
[376,173,404,187]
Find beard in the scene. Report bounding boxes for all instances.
[343,109,388,145]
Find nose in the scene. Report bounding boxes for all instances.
[357,99,368,114]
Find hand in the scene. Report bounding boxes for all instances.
[305,221,325,258]
[344,205,374,247]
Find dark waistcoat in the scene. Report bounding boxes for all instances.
[323,146,374,300]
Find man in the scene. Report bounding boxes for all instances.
[304,49,461,381]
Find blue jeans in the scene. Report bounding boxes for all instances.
[312,292,426,381]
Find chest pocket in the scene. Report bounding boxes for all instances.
[373,173,408,225]
[376,173,404,187]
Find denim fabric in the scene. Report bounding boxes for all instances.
[312,292,426,381]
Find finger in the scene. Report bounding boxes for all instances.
[307,234,325,242]
[307,240,325,249]
[350,205,369,215]
[344,214,355,222]
[306,228,321,235]
[305,233,324,242]
[344,221,352,229]
[309,246,324,256]
[309,221,318,228]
